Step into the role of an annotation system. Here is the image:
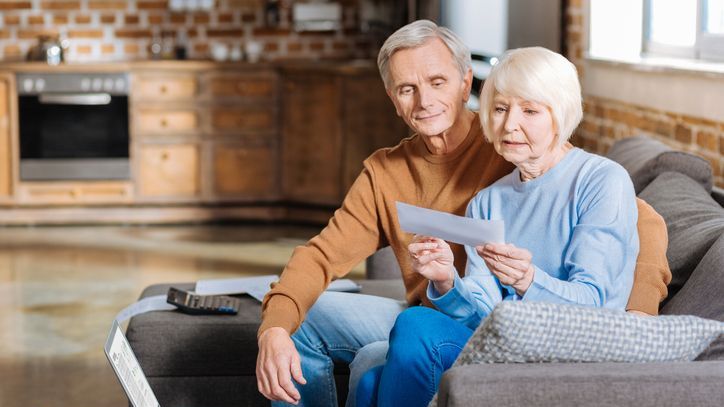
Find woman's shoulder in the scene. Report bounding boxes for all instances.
[574,149,631,182]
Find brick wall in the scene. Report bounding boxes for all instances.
[565,0,724,188]
[0,0,375,62]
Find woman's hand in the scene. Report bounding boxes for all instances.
[478,243,535,296]
[408,235,455,294]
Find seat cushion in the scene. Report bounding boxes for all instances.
[662,233,724,360]
[607,136,713,193]
[638,172,724,301]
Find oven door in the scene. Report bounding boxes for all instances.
[18,93,130,181]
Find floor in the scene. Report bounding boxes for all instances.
[0,223,364,407]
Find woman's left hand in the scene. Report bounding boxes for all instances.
[477,243,535,296]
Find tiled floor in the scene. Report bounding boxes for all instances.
[0,224,363,407]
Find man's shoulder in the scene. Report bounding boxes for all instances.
[364,133,419,168]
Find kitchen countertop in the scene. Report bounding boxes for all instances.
[0,59,379,74]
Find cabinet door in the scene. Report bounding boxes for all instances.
[0,73,13,198]
[211,142,277,199]
[137,143,200,199]
[281,75,342,205]
[133,74,198,102]
[341,75,408,193]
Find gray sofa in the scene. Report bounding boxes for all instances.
[126,135,724,406]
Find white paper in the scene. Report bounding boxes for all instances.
[114,294,176,324]
[396,201,505,246]
[196,276,361,302]
[107,325,161,407]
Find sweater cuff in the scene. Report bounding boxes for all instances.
[626,263,669,316]
[258,294,300,338]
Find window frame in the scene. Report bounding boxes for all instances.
[642,0,724,61]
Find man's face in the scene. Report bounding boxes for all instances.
[386,38,472,138]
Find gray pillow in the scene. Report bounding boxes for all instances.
[607,136,713,193]
[452,302,723,367]
[662,234,724,360]
[638,172,724,301]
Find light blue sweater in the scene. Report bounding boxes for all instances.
[428,148,639,330]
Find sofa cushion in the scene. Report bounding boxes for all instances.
[638,172,724,300]
[454,302,723,366]
[662,233,724,360]
[607,136,713,193]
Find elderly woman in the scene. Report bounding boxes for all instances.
[356,47,639,407]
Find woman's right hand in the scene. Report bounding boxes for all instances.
[408,235,455,294]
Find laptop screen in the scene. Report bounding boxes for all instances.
[104,320,161,407]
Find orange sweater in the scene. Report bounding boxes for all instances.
[260,117,671,335]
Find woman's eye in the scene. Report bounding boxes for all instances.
[494,107,507,113]
[524,109,538,115]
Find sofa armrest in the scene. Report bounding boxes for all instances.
[712,186,724,207]
[437,361,724,407]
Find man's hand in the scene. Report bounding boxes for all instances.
[256,327,307,405]
[478,243,535,296]
[409,235,455,294]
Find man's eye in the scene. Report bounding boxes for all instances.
[432,80,445,87]
[400,87,414,95]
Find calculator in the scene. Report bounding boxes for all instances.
[166,287,241,315]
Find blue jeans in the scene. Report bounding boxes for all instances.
[356,307,474,407]
[272,291,406,407]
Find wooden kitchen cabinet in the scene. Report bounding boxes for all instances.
[209,142,277,200]
[137,143,200,199]
[281,66,407,205]
[0,72,15,200]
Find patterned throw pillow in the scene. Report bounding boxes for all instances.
[428,301,724,407]
[454,302,724,366]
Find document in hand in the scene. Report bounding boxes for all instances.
[396,201,505,246]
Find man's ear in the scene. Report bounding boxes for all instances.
[386,87,402,117]
[462,68,473,103]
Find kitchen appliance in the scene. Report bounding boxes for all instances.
[17,72,130,181]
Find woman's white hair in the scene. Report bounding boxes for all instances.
[479,47,582,145]
[377,19,471,89]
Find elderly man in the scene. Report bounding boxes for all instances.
[256,20,671,407]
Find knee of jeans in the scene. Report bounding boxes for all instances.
[389,307,437,342]
[356,365,383,407]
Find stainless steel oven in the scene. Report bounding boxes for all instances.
[17,72,130,181]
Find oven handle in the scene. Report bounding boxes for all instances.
[38,93,112,105]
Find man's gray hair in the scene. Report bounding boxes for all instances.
[377,19,472,89]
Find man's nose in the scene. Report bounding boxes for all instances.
[416,86,434,108]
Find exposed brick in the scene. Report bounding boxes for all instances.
[115,29,153,38]
[309,41,324,51]
[194,14,210,24]
[194,43,209,54]
[263,42,278,52]
[137,1,168,9]
[125,15,140,25]
[53,14,69,24]
[253,27,291,36]
[674,123,693,144]
[41,1,81,10]
[123,42,140,54]
[228,0,263,7]
[17,29,59,39]
[148,14,164,24]
[218,12,233,23]
[101,43,115,54]
[75,14,92,24]
[696,130,720,152]
[100,14,116,24]
[88,1,127,10]
[75,44,93,54]
[170,14,186,24]
[3,45,23,59]
[241,13,256,23]
[207,29,244,37]
[69,30,104,39]
[5,15,21,25]
[0,2,32,10]
[0,31,10,39]
[27,15,46,25]
[287,41,302,52]
[683,115,718,128]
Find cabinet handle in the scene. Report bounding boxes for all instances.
[161,152,169,160]
[160,85,168,94]
[160,118,168,128]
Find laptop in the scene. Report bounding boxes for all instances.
[104,319,161,407]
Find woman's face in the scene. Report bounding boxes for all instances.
[490,93,558,166]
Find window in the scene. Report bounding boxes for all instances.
[590,0,724,62]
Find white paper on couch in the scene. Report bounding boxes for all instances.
[195,276,361,301]
[396,201,505,246]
